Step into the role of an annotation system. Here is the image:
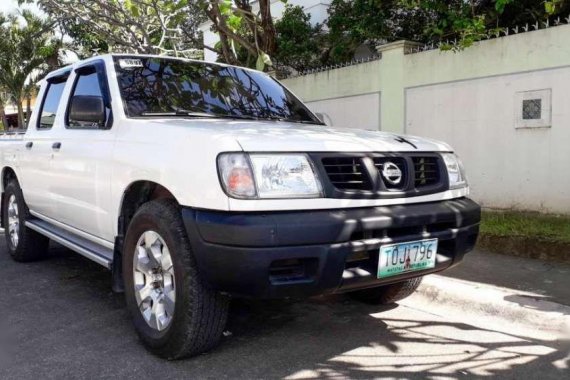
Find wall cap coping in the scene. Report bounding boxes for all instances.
[376,40,423,54]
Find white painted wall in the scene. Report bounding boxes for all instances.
[200,0,332,62]
[406,67,570,213]
[202,29,220,63]
[306,93,381,130]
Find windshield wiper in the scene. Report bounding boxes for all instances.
[261,115,324,125]
[141,111,220,118]
[141,110,262,120]
[139,111,323,125]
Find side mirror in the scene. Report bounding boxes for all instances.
[69,95,105,128]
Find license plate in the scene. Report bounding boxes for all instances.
[377,238,438,278]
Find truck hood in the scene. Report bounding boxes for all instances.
[142,119,452,153]
[229,122,451,152]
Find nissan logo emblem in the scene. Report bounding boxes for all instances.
[382,162,403,185]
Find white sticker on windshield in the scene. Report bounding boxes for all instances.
[118,59,144,69]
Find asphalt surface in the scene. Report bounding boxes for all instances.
[0,237,568,379]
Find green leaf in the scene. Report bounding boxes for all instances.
[124,0,140,17]
[256,54,265,71]
[227,14,242,31]
[255,53,272,71]
[219,0,232,15]
[262,53,272,67]
[545,1,556,14]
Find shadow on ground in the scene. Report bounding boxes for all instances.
[0,241,568,379]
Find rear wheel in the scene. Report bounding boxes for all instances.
[123,199,229,360]
[350,277,423,305]
[2,180,49,262]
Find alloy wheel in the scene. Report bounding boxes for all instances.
[133,231,176,331]
[7,194,19,248]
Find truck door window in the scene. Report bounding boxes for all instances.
[37,79,67,130]
[67,70,110,129]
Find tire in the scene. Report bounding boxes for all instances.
[2,179,49,262]
[350,277,423,305]
[123,199,229,360]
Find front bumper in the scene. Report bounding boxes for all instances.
[182,198,480,298]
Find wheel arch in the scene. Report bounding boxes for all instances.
[117,180,179,240]
[112,180,179,293]
[1,166,19,193]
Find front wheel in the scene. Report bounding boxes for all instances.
[123,199,229,360]
[349,277,423,305]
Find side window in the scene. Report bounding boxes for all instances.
[67,69,111,129]
[37,80,67,130]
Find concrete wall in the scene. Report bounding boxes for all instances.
[307,92,380,130]
[285,60,383,129]
[406,67,570,213]
[280,25,570,213]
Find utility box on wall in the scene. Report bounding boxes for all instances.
[514,89,552,129]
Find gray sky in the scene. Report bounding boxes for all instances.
[0,0,76,63]
[0,0,41,15]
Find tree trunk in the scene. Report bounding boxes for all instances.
[0,103,7,131]
[26,96,32,127]
[17,101,25,130]
[205,4,239,64]
[258,0,277,55]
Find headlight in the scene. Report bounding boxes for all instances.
[250,154,322,198]
[442,153,468,189]
[218,153,323,199]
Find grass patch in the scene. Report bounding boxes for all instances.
[481,210,570,243]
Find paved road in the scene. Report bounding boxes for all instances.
[0,238,568,379]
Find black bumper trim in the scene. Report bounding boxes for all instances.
[182,198,480,299]
[193,198,480,247]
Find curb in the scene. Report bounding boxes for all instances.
[477,234,570,264]
[407,274,570,340]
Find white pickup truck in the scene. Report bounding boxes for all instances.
[0,55,480,359]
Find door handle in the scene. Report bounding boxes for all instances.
[25,142,33,149]
[52,142,62,150]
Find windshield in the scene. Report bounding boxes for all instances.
[113,56,322,124]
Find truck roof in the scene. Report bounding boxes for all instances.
[44,54,259,82]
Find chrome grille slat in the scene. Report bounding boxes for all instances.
[413,157,440,187]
